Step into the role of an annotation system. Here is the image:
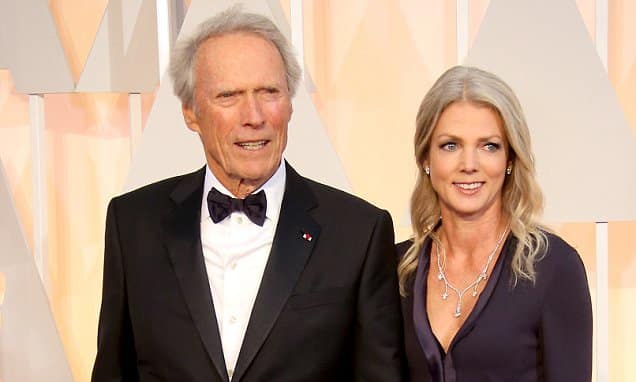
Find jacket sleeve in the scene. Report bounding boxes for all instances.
[540,245,593,382]
[354,210,407,381]
[91,198,139,382]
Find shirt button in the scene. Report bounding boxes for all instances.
[229,316,237,324]
[230,262,237,270]
[235,216,243,224]
[228,369,233,378]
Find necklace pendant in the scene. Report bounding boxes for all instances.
[434,224,509,319]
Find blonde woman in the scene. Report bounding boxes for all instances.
[398,66,592,381]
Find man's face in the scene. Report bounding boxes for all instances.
[183,32,292,197]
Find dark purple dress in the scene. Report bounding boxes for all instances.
[398,232,592,381]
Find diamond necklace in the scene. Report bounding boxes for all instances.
[435,225,509,318]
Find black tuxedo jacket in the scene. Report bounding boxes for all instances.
[92,163,405,382]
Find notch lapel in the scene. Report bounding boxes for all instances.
[231,164,321,381]
[161,168,229,382]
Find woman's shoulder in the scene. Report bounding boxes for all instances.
[535,230,587,278]
[541,230,580,260]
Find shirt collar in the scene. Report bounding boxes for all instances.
[201,160,286,224]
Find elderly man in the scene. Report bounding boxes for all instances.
[92,7,404,382]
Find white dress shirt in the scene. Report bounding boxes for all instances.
[199,161,286,379]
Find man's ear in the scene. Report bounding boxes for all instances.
[182,104,200,133]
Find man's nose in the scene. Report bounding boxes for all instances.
[242,94,265,127]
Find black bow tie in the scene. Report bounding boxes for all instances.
[207,187,267,226]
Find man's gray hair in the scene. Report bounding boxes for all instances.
[169,6,302,108]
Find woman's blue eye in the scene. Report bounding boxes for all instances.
[484,142,501,152]
[441,142,457,151]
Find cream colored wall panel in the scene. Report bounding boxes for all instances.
[48,0,109,81]
[125,0,349,193]
[609,0,636,136]
[0,165,73,382]
[466,0,636,222]
[75,0,159,92]
[398,0,457,83]
[286,86,349,189]
[0,1,74,93]
[123,71,200,192]
[611,1,636,82]
[302,1,457,241]
[609,288,636,381]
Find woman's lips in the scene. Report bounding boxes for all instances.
[453,182,484,194]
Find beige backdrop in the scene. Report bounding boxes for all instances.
[0,1,634,381]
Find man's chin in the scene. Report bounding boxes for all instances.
[235,168,277,187]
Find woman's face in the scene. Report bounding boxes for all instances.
[425,101,510,221]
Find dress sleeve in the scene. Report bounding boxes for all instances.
[91,198,139,382]
[539,242,593,382]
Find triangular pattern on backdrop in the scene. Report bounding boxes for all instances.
[318,1,369,88]
[47,0,109,81]
[0,1,74,93]
[465,0,636,222]
[396,0,456,77]
[124,0,349,193]
[0,165,73,381]
[322,0,434,229]
[76,0,159,92]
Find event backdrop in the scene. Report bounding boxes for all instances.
[0,0,635,381]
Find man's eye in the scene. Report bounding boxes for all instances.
[259,87,281,97]
[440,142,457,151]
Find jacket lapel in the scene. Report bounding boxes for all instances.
[231,163,321,381]
[161,167,229,382]
[412,239,445,382]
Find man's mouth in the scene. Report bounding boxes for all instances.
[236,140,268,150]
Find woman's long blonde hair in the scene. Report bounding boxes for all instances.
[398,66,547,295]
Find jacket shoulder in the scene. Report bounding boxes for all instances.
[396,239,414,258]
[529,230,588,290]
[540,231,582,265]
[111,168,203,208]
[302,176,385,216]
